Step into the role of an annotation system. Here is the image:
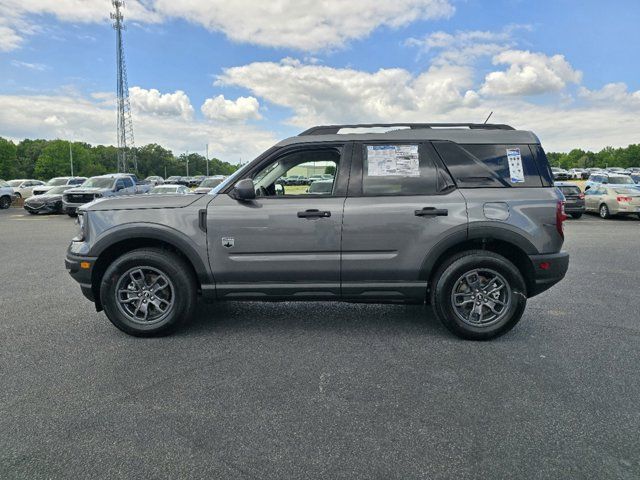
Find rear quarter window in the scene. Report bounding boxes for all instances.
[434,142,545,188]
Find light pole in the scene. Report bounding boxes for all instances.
[69,142,74,176]
[185,151,189,177]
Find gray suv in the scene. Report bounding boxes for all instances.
[65,123,569,340]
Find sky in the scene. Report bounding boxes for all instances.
[0,0,639,163]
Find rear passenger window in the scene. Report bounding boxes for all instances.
[434,142,543,188]
[123,177,134,188]
[362,143,445,195]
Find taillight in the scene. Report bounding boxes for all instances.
[617,195,632,203]
[556,200,567,238]
[578,193,585,200]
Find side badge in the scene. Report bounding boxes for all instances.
[222,237,235,248]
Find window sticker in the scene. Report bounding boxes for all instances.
[367,145,420,177]
[506,148,525,183]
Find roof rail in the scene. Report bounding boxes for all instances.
[298,123,515,136]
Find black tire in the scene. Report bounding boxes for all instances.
[0,195,11,209]
[570,213,582,219]
[599,203,611,219]
[100,248,197,337]
[67,212,77,217]
[14,192,21,199]
[27,210,38,215]
[430,250,527,340]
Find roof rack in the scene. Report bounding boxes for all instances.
[298,123,515,136]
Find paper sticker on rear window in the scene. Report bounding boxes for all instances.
[366,145,419,177]
[506,148,525,183]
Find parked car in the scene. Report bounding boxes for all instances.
[165,176,190,186]
[308,174,325,183]
[555,182,585,218]
[630,173,640,184]
[66,122,569,340]
[123,174,152,194]
[606,167,625,173]
[62,174,139,216]
[551,168,570,181]
[145,176,164,186]
[23,185,74,214]
[567,168,588,180]
[193,176,226,194]
[282,175,309,185]
[32,177,87,196]
[189,176,205,188]
[584,185,640,219]
[0,179,15,209]
[306,179,334,194]
[148,184,191,195]
[6,179,46,199]
[585,173,638,191]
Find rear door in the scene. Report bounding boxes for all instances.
[341,142,468,302]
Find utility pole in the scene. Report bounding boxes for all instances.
[111,1,136,173]
[69,142,74,176]
[205,144,209,176]
[185,151,189,177]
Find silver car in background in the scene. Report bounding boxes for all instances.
[584,186,640,219]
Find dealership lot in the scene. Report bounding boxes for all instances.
[1,210,639,479]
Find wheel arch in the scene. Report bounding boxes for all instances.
[421,227,537,301]
[89,225,212,310]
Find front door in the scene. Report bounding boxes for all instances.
[341,142,468,302]
[207,143,351,300]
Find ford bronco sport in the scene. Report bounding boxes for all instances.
[66,123,569,340]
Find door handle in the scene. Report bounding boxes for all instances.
[297,209,331,218]
[415,207,448,217]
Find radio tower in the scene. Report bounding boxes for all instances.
[111,1,136,172]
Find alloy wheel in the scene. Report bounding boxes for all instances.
[114,266,175,325]
[450,268,512,327]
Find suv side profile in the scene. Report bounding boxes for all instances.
[66,123,569,340]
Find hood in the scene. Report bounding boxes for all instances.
[26,193,63,203]
[33,185,54,192]
[64,187,111,194]
[85,193,202,211]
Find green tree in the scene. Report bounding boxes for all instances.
[324,165,336,176]
[0,137,18,179]
[34,141,91,179]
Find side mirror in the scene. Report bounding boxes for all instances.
[231,178,256,201]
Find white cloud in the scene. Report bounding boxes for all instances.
[129,87,194,119]
[216,58,475,126]
[481,50,582,96]
[0,0,453,52]
[578,82,640,106]
[0,92,277,162]
[201,95,261,122]
[11,60,48,71]
[216,57,640,152]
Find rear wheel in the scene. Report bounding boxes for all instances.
[100,248,197,337]
[0,195,11,209]
[599,203,611,219]
[431,251,527,340]
[570,213,582,219]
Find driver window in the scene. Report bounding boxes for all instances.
[252,148,340,197]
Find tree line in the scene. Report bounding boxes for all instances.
[0,137,239,181]
[546,144,640,170]
[1,136,639,181]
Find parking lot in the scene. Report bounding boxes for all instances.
[1,209,639,479]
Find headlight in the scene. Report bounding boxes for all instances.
[73,212,88,242]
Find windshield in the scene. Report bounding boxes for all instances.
[7,180,23,187]
[200,178,224,188]
[608,176,633,184]
[559,186,581,196]
[0,180,8,187]
[46,178,68,186]
[81,177,114,189]
[46,186,69,195]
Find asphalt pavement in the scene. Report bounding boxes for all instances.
[1,208,639,479]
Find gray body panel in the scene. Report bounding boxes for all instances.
[341,190,468,301]
[207,193,344,299]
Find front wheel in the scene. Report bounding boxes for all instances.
[0,195,11,209]
[431,251,527,340]
[100,248,197,336]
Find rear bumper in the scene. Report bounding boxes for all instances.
[65,251,97,303]
[527,251,569,297]
[564,203,585,214]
